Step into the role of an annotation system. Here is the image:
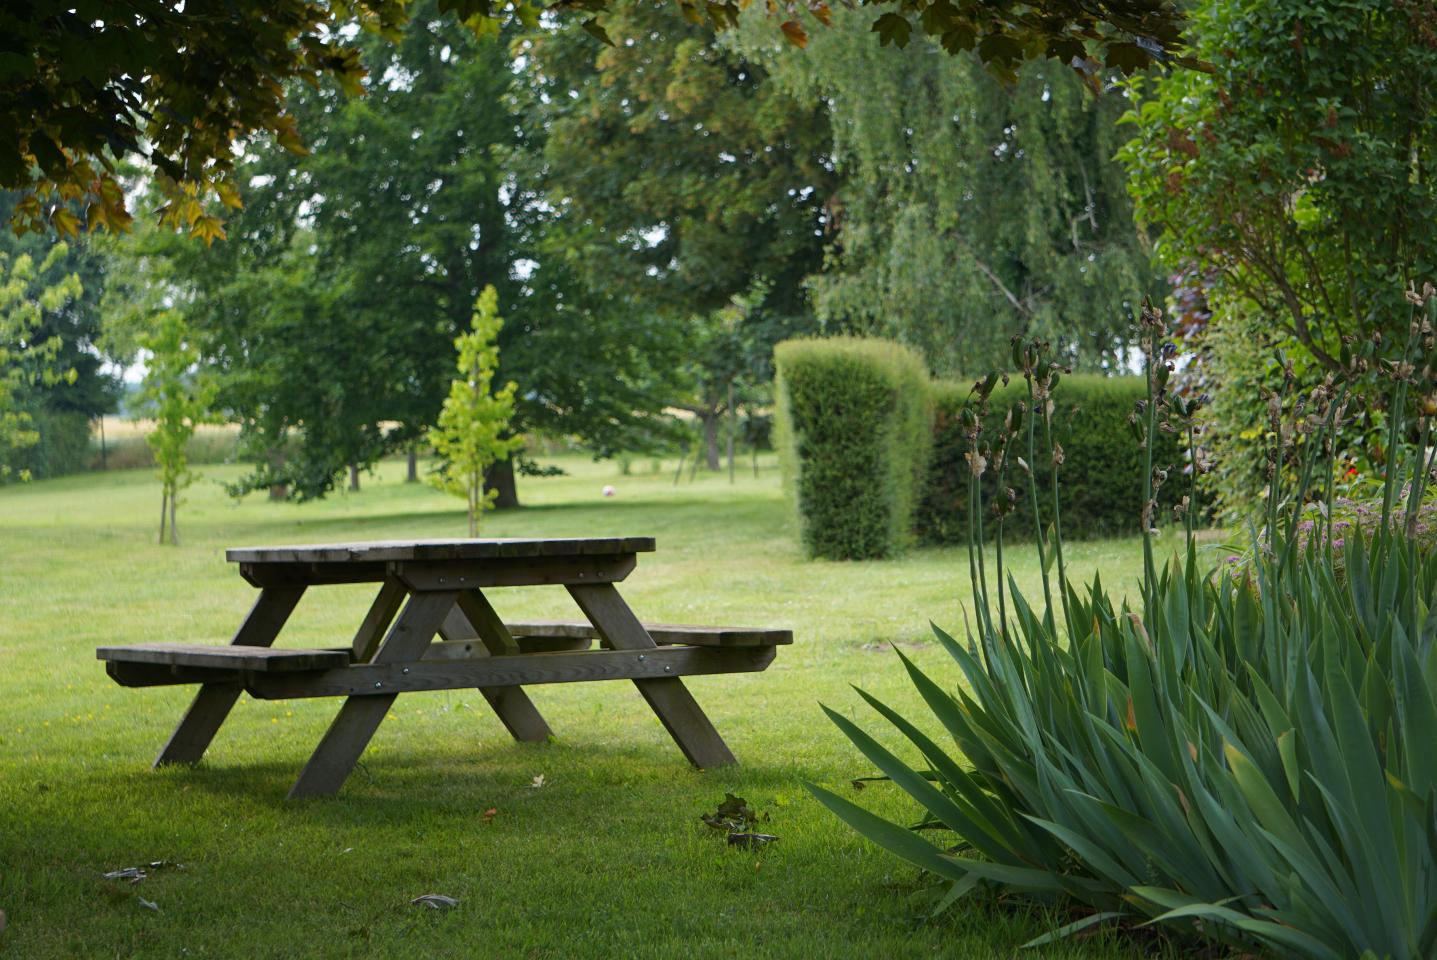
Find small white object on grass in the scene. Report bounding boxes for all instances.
[601,485,615,497]
[410,894,459,910]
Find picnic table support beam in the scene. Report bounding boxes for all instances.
[153,585,306,767]
[351,578,407,664]
[567,582,736,769]
[448,591,554,744]
[287,590,459,799]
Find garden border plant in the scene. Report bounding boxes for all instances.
[809,293,1437,958]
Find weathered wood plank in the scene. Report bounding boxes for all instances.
[567,583,738,769]
[454,591,519,654]
[286,590,459,799]
[351,579,407,663]
[240,561,388,588]
[153,585,304,767]
[439,606,479,642]
[154,685,244,766]
[392,554,637,591]
[448,590,551,742]
[228,537,656,565]
[106,661,239,688]
[426,636,591,659]
[505,619,792,648]
[231,585,306,646]
[98,643,349,672]
[246,646,777,699]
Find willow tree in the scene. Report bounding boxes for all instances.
[739,8,1162,374]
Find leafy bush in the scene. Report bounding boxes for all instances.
[775,337,931,559]
[811,308,1437,957]
[1,408,91,480]
[918,374,1190,543]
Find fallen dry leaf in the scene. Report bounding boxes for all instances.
[528,774,546,789]
[138,898,159,912]
[481,807,498,823]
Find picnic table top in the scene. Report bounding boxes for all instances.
[225,537,657,565]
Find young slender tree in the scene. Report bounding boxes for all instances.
[139,310,214,545]
[428,287,524,536]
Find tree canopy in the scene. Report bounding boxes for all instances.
[743,7,1159,374]
[0,242,80,479]
[7,0,1190,237]
[1120,0,1437,515]
[1121,0,1437,372]
[110,3,681,501]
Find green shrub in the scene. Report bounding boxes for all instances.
[775,337,931,559]
[1,408,91,480]
[811,320,1437,957]
[918,374,1190,543]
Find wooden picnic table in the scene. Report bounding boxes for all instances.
[97,537,790,799]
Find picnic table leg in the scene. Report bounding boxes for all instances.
[288,590,459,799]
[154,585,306,767]
[444,591,553,743]
[566,582,737,769]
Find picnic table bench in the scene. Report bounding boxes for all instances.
[97,538,790,798]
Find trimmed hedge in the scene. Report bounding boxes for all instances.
[776,337,1200,556]
[917,375,1191,544]
[775,338,931,559]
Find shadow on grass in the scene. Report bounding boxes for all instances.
[115,738,807,832]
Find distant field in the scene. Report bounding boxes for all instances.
[0,455,1180,959]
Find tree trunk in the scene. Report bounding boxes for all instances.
[468,475,480,537]
[726,382,736,484]
[268,446,288,501]
[98,416,107,470]
[485,456,519,510]
[169,488,179,546]
[701,412,721,471]
[407,446,419,483]
[158,489,168,545]
[348,462,361,492]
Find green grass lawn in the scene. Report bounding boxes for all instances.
[0,455,1177,959]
